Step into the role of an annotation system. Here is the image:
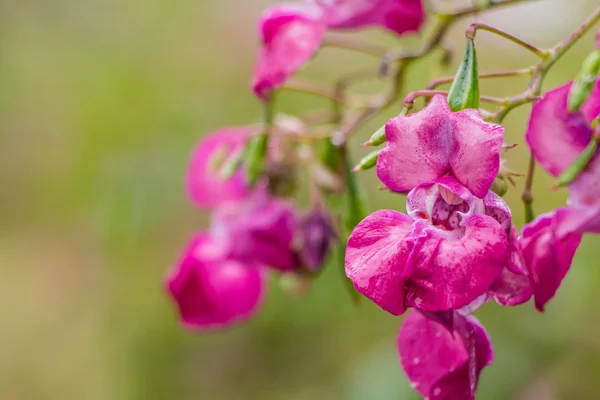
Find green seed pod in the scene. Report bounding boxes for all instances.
[447,38,480,112]
[219,147,245,180]
[363,124,386,147]
[568,50,600,112]
[245,133,269,186]
[555,137,599,187]
[352,149,381,172]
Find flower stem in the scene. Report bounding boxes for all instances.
[425,68,535,90]
[522,154,536,224]
[465,23,549,58]
[283,78,365,107]
[322,34,388,58]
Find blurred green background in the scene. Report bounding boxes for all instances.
[1,0,600,399]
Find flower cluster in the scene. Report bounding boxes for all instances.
[163,0,600,398]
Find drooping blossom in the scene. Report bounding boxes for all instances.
[252,3,327,100]
[345,176,510,315]
[310,0,424,35]
[252,0,425,98]
[520,209,582,311]
[211,191,301,271]
[398,310,494,400]
[296,203,337,272]
[165,233,266,331]
[377,95,504,198]
[186,127,251,209]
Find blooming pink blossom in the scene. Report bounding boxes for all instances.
[165,234,266,331]
[211,191,300,271]
[345,176,509,315]
[310,0,424,35]
[525,80,600,234]
[398,310,494,400]
[186,127,251,209]
[252,0,425,99]
[520,209,582,311]
[377,95,504,198]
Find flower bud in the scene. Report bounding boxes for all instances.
[447,38,480,112]
[352,149,381,172]
[568,49,600,112]
[297,204,337,272]
[490,176,508,197]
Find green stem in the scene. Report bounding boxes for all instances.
[465,23,549,58]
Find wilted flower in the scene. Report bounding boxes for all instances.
[211,191,300,271]
[252,0,425,98]
[296,203,337,272]
[377,95,504,198]
[186,127,251,209]
[520,208,582,311]
[397,310,494,400]
[165,234,266,331]
[345,176,511,315]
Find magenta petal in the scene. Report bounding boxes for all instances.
[398,310,493,400]
[165,234,266,331]
[377,96,454,192]
[186,128,251,210]
[483,191,512,231]
[450,109,504,198]
[345,210,416,315]
[313,0,425,36]
[405,215,508,311]
[521,209,582,311]
[525,82,598,177]
[212,193,299,271]
[252,4,326,100]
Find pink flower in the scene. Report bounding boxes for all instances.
[211,191,300,271]
[165,233,266,331]
[525,80,600,234]
[345,176,509,315]
[252,0,425,99]
[252,4,327,100]
[377,95,504,198]
[398,310,494,400]
[310,0,424,35]
[520,209,582,311]
[186,127,251,210]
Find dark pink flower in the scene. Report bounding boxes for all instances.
[398,310,494,400]
[377,95,504,198]
[165,233,266,331]
[520,208,582,311]
[311,0,425,35]
[212,191,300,271]
[345,176,509,315]
[297,204,337,272]
[252,3,327,100]
[186,127,251,210]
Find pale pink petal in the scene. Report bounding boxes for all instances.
[165,234,266,331]
[311,0,425,35]
[345,210,416,315]
[398,310,493,400]
[186,128,251,210]
[405,215,508,311]
[450,109,504,198]
[377,95,454,192]
[521,208,582,311]
[252,4,326,99]
[525,82,598,177]
[212,192,299,271]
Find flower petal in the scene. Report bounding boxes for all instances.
[398,310,493,400]
[345,210,416,315]
[186,128,251,209]
[450,109,504,198]
[521,208,582,311]
[483,190,512,231]
[525,82,598,177]
[405,215,508,311]
[165,234,266,331]
[252,4,326,99]
[377,95,454,192]
[312,0,425,36]
[212,192,299,271]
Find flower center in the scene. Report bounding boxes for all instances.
[431,191,468,230]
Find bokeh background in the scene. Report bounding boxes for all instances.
[1,0,599,399]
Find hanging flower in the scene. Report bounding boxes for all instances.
[377,95,504,198]
[345,176,510,315]
[165,234,266,331]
